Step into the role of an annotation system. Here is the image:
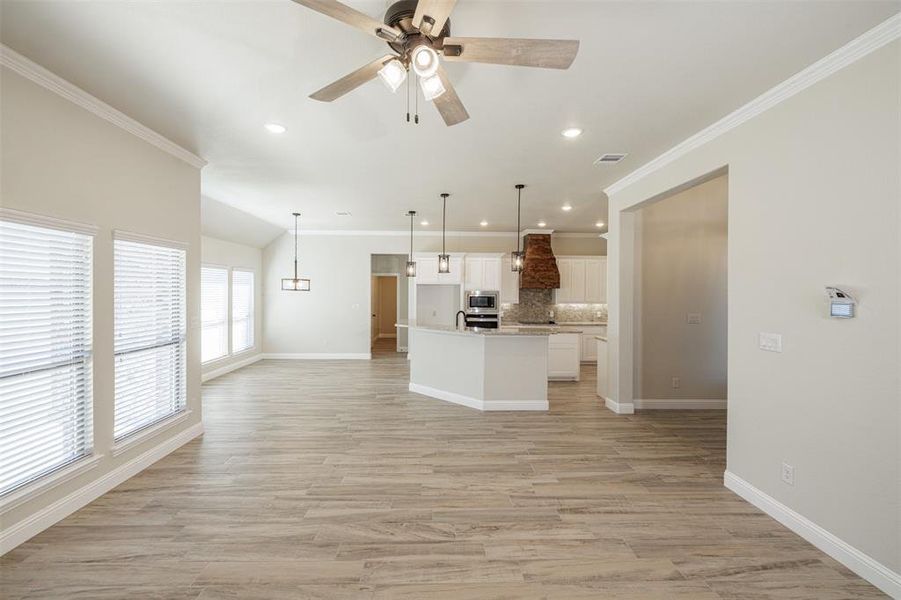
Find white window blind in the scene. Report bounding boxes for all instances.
[231,270,254,354]
[114,238,186,441]
[0,219,93,496]
[201,267,228,363]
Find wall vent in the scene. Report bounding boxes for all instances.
[335,211,352,216]
[594,153,628,165]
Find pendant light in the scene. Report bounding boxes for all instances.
[438,193,450,274]
[281,212,311,291]
[511,184,525,272]
[406,210,417,277]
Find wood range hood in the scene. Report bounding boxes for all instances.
[520,233,560,289]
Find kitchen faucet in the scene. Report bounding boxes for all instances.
[455,310,466,330]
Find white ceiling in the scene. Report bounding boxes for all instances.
[1,1,897,235]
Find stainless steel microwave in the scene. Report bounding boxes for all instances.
[465,290,499,314]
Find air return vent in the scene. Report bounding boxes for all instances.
[335,211,352,216]
[594,153,628,165]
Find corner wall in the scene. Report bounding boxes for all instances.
[1,64,202,549]
[607,38,900,589]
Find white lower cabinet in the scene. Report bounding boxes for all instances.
[548,333,580,381]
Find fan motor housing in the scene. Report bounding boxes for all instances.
[384,0,450,54]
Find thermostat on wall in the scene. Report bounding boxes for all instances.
[826,286,856,318]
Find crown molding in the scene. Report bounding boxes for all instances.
[604,13,901,197]
[287,229,602,237]
[0,44,206,170]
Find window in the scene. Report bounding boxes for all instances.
[201,266,228,362]
[114,236,186,441]
[231,270,254,353]
[0,217,93,496]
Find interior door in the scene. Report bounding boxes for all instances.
[370,275,378,345]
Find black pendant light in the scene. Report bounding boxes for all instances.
[406,210,417,277]
[281,212,311,291]
[511,184,525,272]
[438,193,450,273]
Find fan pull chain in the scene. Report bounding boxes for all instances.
[406,68,410,123]
[415,74,420,124]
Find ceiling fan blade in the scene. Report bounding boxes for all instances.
[412,0,457,37]
[310,54,394,102]
[442,37,579,69]
[291,0,402,40]
[432,65,469,126]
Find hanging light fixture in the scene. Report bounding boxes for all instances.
[512,184,525,272]
[378,58,407,93]
[281,212,311,291]
[406,210,417,277]
[438,193,450,274]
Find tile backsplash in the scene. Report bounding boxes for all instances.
[500,288,607,323]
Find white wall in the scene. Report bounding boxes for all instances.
[262,232,596,357]
[1,65,202,546]
[200,235,263,380]
[607,39,899,583]
[636,175,728,400]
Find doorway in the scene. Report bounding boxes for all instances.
[371,274,399,354]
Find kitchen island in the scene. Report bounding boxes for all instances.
[408,325,555,411]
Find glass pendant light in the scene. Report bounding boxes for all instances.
[281,212,311,291]
[511,184,525,272]
[438,193,450,274]
[406,210,417,277]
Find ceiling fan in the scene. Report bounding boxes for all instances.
[292,0,580,126]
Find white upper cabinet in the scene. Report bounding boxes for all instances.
[414,254,463,285]
[500,256,520,305]
[464,255,501,291]
[555,257,607,303]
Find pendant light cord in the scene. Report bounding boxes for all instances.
[409,212,414,258]
[293,213,299,280]
[516,187,521,253]
[442,194,447,255]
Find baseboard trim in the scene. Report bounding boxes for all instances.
[261,353,371,360]
[604,397,635,414]
[1,422,203,555]
[724,470,900,598]
[635,398,727,410]
[409,383,548,411]
[201,353,262,382]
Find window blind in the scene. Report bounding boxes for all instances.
[231,270,254,353]
[201,266,228,363]
[0,219,93,496]
[114,238,186,441]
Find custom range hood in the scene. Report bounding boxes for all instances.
[520,233,560,289]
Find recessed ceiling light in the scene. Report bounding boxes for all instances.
[480,220,488,227]
[561,204,573,211]
[420,220,429,226]
[264,123,286,134]
[537,221,547,227]
[595,221,604,228]
[561,127,583,139]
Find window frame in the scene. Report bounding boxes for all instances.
[200,263,230,364]
[230,268,255,355]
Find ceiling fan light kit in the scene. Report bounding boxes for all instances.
[293,0,580,126]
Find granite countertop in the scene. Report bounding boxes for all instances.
[412,324,559,337]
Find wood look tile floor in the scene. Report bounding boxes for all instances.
[1,338,885,599]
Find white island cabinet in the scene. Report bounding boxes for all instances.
[409,325,552,411]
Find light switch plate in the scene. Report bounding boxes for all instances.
[759,332,783,352]
[687,313,701,324]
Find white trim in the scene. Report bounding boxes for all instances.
[604,396,634,414]
[604,13,901,197]
[113,229,189,250]
[0,422,202,555]
[0,207,98,236]
[262,353,372,360]
[0,454,103,514]
[202,353,262,382]
[111,409,193,457]
[409,383,548,411]
[634,398,727,410]
[0,45,206,170]
[724,470,901,598]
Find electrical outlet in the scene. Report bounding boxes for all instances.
[781,462,794,486]
[671,376,680,389]
[687,313,701,324]
[759,332,783,352]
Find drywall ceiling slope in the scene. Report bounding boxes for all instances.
[1,1,897,232]
[201,195,284,248]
